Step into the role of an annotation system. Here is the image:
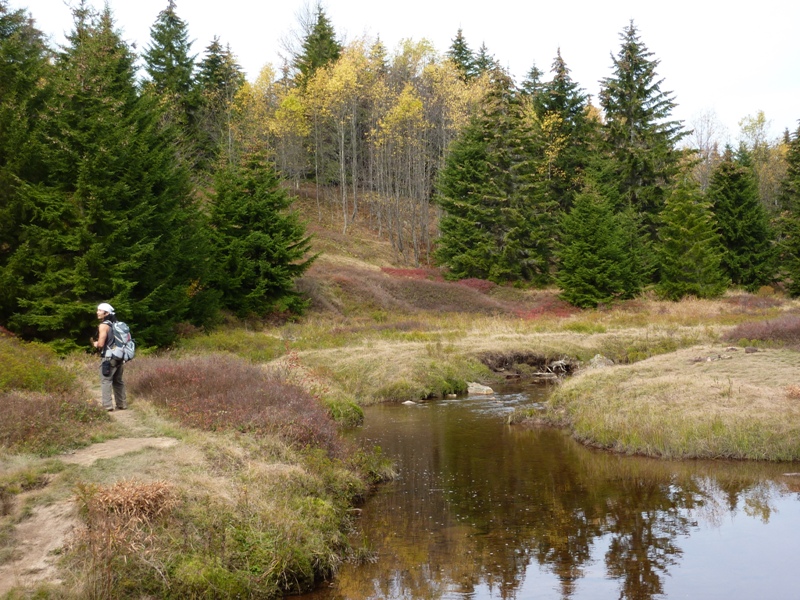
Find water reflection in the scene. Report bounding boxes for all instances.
[302,384,800,600]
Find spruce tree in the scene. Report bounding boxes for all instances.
[655,181,728,300]
[143,1,195,98]
[520,63,544,98]
[707,146,775,290]
[0,2,52,321]
[532,49,596,212]
[196,37,245,165]
[210,152,315,316]
[142,0,199,142]
[473,42,497,76]
[556,184,640,308]
[599,21,687,233]
[447,28,475,82]
[778,124,800,296]
[434,69,548,282]
[293,4,341,89]
[2,4,215,348]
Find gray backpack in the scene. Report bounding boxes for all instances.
[105,320,136,362]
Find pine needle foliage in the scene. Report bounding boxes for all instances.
[556,185,641,308]
[655,181,728,300]
[707,147,776,290]
[210,152,316,317]
[778,125,800,296]
[1,4,215,348]
[599,21,687,232]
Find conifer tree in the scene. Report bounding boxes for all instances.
[599,21,686,233]
[655,181,728,300]
[142,0,199,143]
[434,75,511,281]
[0,2,52,320]
[520,63,544,97]
[2,4,215,348]
[778,124,800,296]
[196,37,245,165]
[293,4,341,89]
[473,42,497,76]
[532,49,596,211]
[210,152,315,316]
[434,68,549,282]
[707,146,775,290]
[143,1,195,98]
[447,28,475,82]
[556,185,641,307]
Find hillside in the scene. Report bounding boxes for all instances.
[1,193,799,598]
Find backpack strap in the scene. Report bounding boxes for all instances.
[100,319,114,356]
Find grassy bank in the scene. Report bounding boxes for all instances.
[0,336,392,598]
[511,315,800,460]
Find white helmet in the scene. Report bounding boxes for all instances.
[97,302,115,314]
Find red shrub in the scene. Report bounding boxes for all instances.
[515,295,580,319]
[723,314,800,348]
[128,355,344,456]
[455,278,496,294]
[380,267,444,281]
[0,391,108,452]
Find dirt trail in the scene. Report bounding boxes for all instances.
[0,410,178,596]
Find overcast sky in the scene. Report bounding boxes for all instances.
[24,0,800,143]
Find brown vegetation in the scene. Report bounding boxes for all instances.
[128,354,346,456]
[723,313,800,348]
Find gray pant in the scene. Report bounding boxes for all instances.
[100,360,127,410]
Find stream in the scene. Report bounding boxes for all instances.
[301,383,800,599]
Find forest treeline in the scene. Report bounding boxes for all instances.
[2,0,800,349]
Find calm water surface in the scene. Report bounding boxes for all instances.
[302,384,800,599]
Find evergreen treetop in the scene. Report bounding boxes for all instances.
[293,4,341,88]
[599,21,687,228]
[447,28,476,82]
[143,0,196,97]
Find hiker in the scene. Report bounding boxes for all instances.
[91,302,127,411]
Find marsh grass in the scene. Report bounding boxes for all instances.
[532,345,800,460]
[175,326,286,362]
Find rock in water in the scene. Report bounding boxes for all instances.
[467,382,494,395]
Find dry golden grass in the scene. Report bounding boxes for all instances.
[541,345,800,460]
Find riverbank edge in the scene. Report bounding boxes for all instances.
[510,344,800,461]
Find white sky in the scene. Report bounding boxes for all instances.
[23,0,800,142]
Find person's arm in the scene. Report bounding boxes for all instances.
[94,323,110,350]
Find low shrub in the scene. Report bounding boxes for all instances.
[128,355,345,456]
[0,336,76,394]
[455,278,497,293]
[722,293,785,312]
[176,327,285,362]
[0,391,109,454]
[380,267,444,281]
[71,480,179,599]
[723,314,800,348]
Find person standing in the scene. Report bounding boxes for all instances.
[91,302,127,411]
